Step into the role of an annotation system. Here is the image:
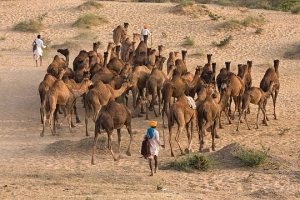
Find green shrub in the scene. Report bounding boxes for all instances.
[242,16,265,28]
[73,14,109,29]
[13,19,44,33]
[218,19,243,30]
[291,3,300,13]
[162,154,212,172]
[231,143,270,167]
[183,36,195,46]
[195,0,212,3]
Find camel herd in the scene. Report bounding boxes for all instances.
[38,22,280,163]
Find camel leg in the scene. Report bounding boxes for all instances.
[263,98,269,121]
[125,124,133,156]
[184,122,192,154]
[117,129,121,153]
[107,130,118,161]
[273,91,278,119]
[256,106,260,129]
[91,130,100,165]
[40,109,47,137]
[93,104,101,123]
[260,103,268,126]
[236,109,244,131]
[211,120,217,151]
[168,124,175,157]
[175,125,185,155]
[73,103,81,124]
[158,91,162,116]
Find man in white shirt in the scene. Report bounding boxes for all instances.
[140,24,151,42]
[33,34,46,67]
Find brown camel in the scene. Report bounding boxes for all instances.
[38,68,66,124]
[174,50,187,76]
[202,53,213,73]
[73,50,89,72]
[220,72,245,120]
[41,77,92,137]
[84,80,133,136]
[106,42,117,64]
[91,100,132,164]
[237,81,275,131]
[166,51,177,74]
[113,22,129,46]
[89,42,104,68]
[107,56,125,74]
[57,48,70,67]
[216,61,231,92]
[128,65,152,110]
[155,55,167,71]
[197,91,228,151]
[120,34,138,62]
[131,96,148,118]
[145,66,176,120]
[47,55,67,78]
[161,67,202,127]
[168,94,196,157]
[260,59,280,120]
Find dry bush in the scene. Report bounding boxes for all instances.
[284,43,300,60]
[73,13,109,29]
[77,0,103,11]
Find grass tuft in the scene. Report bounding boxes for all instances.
[183,36,195,46]
[73,14,109,29]
[231,143,269,167]
[77,0,103,10]
[213,35,232,47]
[13,19,44,33]
[161,154,212,172]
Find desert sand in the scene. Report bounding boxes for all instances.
[0,0,299,199]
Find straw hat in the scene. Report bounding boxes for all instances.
[149,120,157,127]
[143,24,148,29]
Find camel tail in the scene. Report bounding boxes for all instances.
[94,114,102,136]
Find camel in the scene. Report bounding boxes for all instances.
[106,42,117,64]
[91,100,132,164]
[174,50,187,76]
[57,48,70,67]
[84,79,133,136]
[41,77,93,137]
[120,34,139,62]
[74,57,90,83]
[197,91,229,151]
[161,67,202,127]
[128,65,152,110]
[155,55,167,71]
[203,53,213,73]
[89,41,104,68]
[216,61,231,93]
[113,22,129,46]
[146,48,157,66]
[166,51,178,74]
[237,81,275,131]
[168,94,196,157]
[62,71,90,126]
[260,59,280,120]
[73,50,89,72]
[38,68,66,124]
[131,96,148,118]
[107,56,125,74]
[145,66,176,120]
[47,55,67,78]
[220,72,245,120]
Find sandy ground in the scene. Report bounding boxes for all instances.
[0,0,299,199]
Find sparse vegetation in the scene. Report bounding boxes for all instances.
[218,16,265,31]
[291,3,300,13]
[13,19,44,33]
[213,35,232,47]
[231,143,270,167]
[255,27,263,34]
[161,154,212,172]
[208,12,223,20]
[183,36,195,46]
[77,0,103,10]
[73,14,109,29]
[179,0,195,7]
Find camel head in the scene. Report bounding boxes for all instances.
[57,48,70,57]
[107,42,116,50]
[124,22,129,28]
[123,78,134,89]
[93,41,101,52]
